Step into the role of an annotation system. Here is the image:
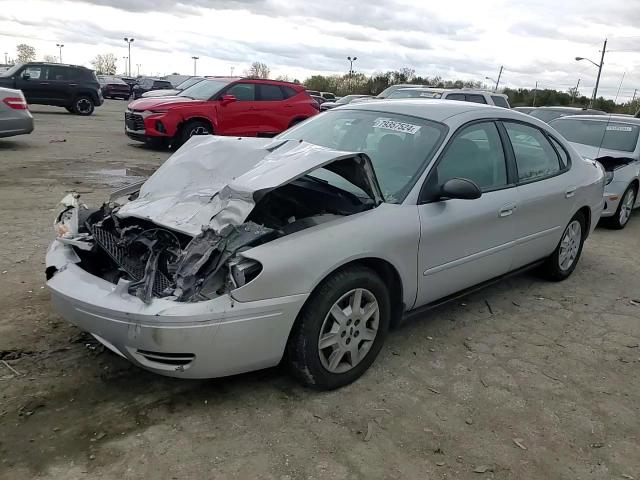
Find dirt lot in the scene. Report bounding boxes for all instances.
[0,100,639,480]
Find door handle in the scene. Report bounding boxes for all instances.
[498,203,517,217]
[565,187,577,198]
[40,82,50,85]
[69,83,77,86]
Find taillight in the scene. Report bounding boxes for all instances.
[3,97,28,110]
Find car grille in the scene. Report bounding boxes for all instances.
[91,224,173,295]
[124,111,144,131]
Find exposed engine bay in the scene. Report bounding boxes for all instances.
[54,175,374,304]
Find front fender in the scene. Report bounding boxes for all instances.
[231,203,420,309]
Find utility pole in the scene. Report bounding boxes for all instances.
[3,52,7,64]
[571,78,580,103]
[192,56,199,76]
[494,65,503,92]
[532,81,538,107]
[136,64,141,76]
[591,38,607,108]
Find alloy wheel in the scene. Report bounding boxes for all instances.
[318,288,379,374]
[619,189,635,226]
[76,98,92,114]
[558,220,582,271]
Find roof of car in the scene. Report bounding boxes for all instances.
[395,87,507,97]
[533,106,602,112]
[554,114,640,125]
[341,98,511,122]
[26,62,90,69]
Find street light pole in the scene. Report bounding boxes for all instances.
[575,38,607,108]
[124,37,134,79]
[4,52,7,65]
[56,44,64,63]
[136,64,141,76]
[192,56,199,76]
[347,56,357,92]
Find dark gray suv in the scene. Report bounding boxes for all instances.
[0,62,103,115]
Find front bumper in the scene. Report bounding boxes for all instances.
[46,241,308,379]
[600,181,627,217]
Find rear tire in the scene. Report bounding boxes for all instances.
[541,211,586,281]
[287,266,390,390]
[603,184,636,230]
[174,120,212,149]
[72,96,95,116]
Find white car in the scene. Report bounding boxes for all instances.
[386,88,511,108]
[551,115,640,229]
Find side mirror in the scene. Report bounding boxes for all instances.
[440,178,482,200]
[21,72,30,80]
[221,94,236,105]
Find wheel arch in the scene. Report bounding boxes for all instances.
[576,205,592,238]
[72,90,99,104]
[296,257,405,331]
[178,116,215,134]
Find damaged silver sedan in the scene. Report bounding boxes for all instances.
[46,101,605,389]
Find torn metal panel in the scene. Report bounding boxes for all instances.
[116,135,383,235]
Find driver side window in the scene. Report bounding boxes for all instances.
[226,83,256,101]
[435,122,508,191]
[24,66,43,80]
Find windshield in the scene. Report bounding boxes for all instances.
[388,89,441,99]
[277,109,447,203]
[551,118,640,153]
[530,109,571,123]
[176,77,203,90]
[0,63,24,77]
[178,79,231,100]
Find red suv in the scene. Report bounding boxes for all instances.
[125,78,318,147]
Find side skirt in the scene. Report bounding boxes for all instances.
[402,260,545,322]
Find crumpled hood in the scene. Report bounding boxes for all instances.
[117,135,383,235]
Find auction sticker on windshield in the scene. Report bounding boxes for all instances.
[373,118,421,135]
[606,125,633,132]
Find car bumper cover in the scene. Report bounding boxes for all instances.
[46,241,308,379]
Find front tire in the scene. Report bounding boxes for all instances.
[541,211,586,281]
[174,120,212,149]
[287,266,390,390]
[603,185,636,230]
[72,96,95,115]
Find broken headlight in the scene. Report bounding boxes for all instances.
[604,170,614,186]
[229,258,262,288]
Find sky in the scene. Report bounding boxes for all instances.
[1,0,639,101]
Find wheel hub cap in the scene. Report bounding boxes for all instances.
[620,190,635,225]
[558,220,582,271]
[318,288,379,374]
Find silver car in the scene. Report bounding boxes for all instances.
[0,87,33,138]
[551,115,640,229]
[46,101,604,389]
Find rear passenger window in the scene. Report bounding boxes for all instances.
[281,86,297,99]
[47,66,70,81]
[491,95,510,108]
[435,122,508,191]
[549,137,569,169]
[504,123,562,182]
[466,94,487,104]
[259,84,284,101]
[445,93,465,101]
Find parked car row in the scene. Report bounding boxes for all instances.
[48,98,617,390]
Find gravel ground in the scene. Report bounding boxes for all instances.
[0,100,639,480]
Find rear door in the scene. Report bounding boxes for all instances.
[416,121,518,305]
[44,65,72,105]
[255,83,290,134]
[216,82,261,136]
[502,121,573,267]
